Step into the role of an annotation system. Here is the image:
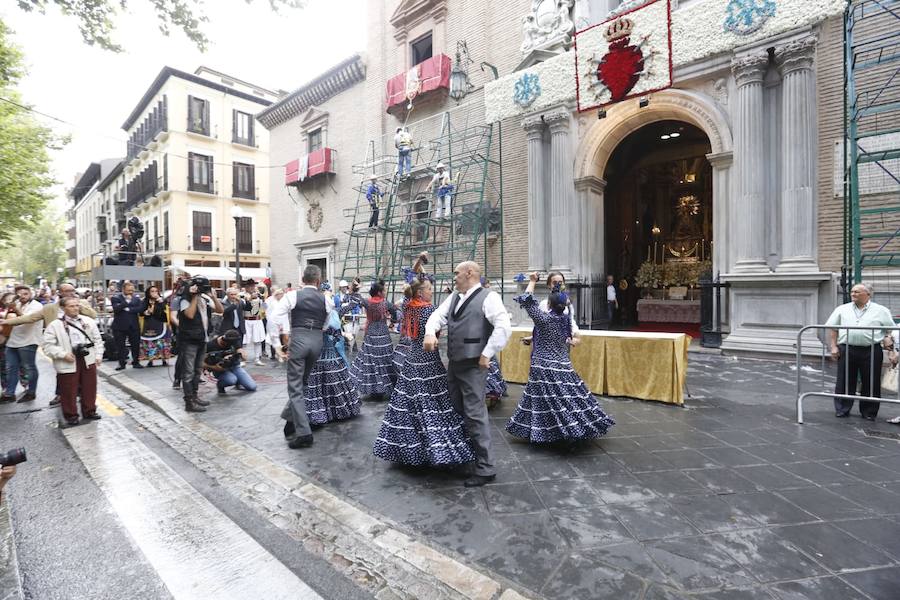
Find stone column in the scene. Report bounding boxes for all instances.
[545,110,576,274]
[575,176,606,279]
[706,151,734,276]
[776,37,818,272]
[730,54,769,272]
[522,116,547,271]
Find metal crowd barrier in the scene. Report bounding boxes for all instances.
[796,324,900,423]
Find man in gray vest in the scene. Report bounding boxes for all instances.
[273,265,333,448]
[424,261,511,487]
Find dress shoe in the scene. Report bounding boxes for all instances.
[17,392,35,403]
[83,413,102,421]
[283,421,296,438]
[217,385,227,395]
[288,434,314,449]
[0,394,15,403]
[835,412,850,418]
[115,365,126,371]
[63,417,80,427]
[172,380,181,389]
[862,415,877,421]
[184,398,207,413]
[463,474,496,488]
[132,363,144,369]
[193,397,211,407]
[49,395,61,407]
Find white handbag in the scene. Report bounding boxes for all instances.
[881,360,898,394]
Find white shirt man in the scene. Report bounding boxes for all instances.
[425,283,511,360]
[272,283,333,330]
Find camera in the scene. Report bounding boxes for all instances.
[127,216,145,242]
[178,275,212,297]
[0,448,26,467]
[208,349,239,370]
[72,342,94,358]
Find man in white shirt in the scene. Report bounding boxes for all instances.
[2,286,45,403]
[606,274,618,328]
[394,127,413,178]
[430,162,454,218]
[424,261,511,487]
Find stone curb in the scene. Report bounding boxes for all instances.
[98,365,536,600]
[0,501,24,600]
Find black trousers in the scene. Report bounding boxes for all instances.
[114,328,141,366]
[835,343,882,418]
[369,207,379,227]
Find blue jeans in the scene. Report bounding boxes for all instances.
[216,366,257,391]
[397,147,411,176]
[5,345,37,395]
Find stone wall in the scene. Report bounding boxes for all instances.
[816,15,844,274]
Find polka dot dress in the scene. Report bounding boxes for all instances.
[373,303,476,466]
[506,293,615,443]
[391,298,412,385]
[485,356,507,398]
[306,325,361,425]
[349,298,396,397]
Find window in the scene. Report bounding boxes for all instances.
[192,211,212,251]
[232,162,255,199]
[163,212,169,250]
[188,152,214,193]
[411,32,433,66]
[233,110,254,146]
[307,128,323,154]
[144,220,151,252]
[152,216,159,251]
[236,216,253,254]
[187,95,210,135]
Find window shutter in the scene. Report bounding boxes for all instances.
[248,117,254,146]
[232,162,239,197]
[248,165,255,198]
[232,110,238,143]
[187,96,194,131]
[203,100,210,135]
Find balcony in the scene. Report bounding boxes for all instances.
[285,148,336,186]
[125,160,167,210]
[386,54,451,114]
[127,96,168,162]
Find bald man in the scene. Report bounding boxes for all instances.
[424,261,511,487]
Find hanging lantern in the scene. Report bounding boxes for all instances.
[449,41,474,103]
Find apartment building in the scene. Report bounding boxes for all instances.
[70,158,123,284]
[120,66,280,289]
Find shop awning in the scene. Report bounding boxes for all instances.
[166,266,269,282]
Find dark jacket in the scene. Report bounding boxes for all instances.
[140,298,168,336]
[218,300,250,338]
[111,293,143,331]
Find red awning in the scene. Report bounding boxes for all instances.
[386,54,451,111]
[284,149,336,186]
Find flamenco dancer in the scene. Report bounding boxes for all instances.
[523,271,580,348]
[506,272,615,444]
[374,276,476,467]
[392,252,429,383]
[305,293,361,427]
[348,279,398,401]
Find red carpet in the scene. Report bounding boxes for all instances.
[630,322,701,338]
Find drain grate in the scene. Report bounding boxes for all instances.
[862,428,900,442]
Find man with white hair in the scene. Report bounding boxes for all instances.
[424,261,511,487]
[430,162,454,219]
[826,282,896,420]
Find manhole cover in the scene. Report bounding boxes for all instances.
[863,428,900,442]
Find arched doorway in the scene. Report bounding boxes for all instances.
[604,120,712,333]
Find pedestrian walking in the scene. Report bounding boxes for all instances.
[42,296,105,426]
[1,286,44,403]
[139,285,171,367]
[111,282,143,371]
[374,277,475,467]
[826,283,895,420]
[505,273,615,444]
[274,265,334,449]
[348,279,398,401]
[423,261,512,487]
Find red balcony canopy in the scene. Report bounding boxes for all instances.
[285,148,336,186]
[386,54,451,112]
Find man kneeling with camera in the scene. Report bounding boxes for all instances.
[204,329,258,395]
[42,296,104,426]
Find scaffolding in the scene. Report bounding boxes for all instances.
[844,0,900,305]
[341,101,503,302]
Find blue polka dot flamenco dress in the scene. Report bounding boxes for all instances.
[391,298,412,385]
[349,297,397,399]
[505,292,615,443]
[373,301,476,466]
[305,310,361,425]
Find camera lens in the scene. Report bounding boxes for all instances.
[0,448,26,467]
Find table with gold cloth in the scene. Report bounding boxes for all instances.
[498,327,691,405]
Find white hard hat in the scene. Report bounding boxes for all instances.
[339,280,349,287]
[369,174,378,180]
[436,162,445,169]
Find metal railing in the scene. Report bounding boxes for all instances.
[796,324,900,423]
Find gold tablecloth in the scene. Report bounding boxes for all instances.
[499,327,691,405]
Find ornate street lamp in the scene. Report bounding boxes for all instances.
[230,205,243,287]
[449,41,475,103]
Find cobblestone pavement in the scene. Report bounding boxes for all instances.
[101,351,900,599]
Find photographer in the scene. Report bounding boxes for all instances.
[116,228,136,266]
[177,276,223,413]
[42,296,105,426]
[203,329,257,395]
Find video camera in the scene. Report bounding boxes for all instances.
[0,448,26,467]
[177,275,212,297]
[126,216,145,242]
[207,347,240,370]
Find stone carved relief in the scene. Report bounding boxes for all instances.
[705,77,729,110]
[307,206,324,232]
[775,36,817,74]
[521,0,577,54]
[731,54,769,87]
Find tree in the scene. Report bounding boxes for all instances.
[0,21,60,245]
[15,0,306,52]
[0,210,67,285]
